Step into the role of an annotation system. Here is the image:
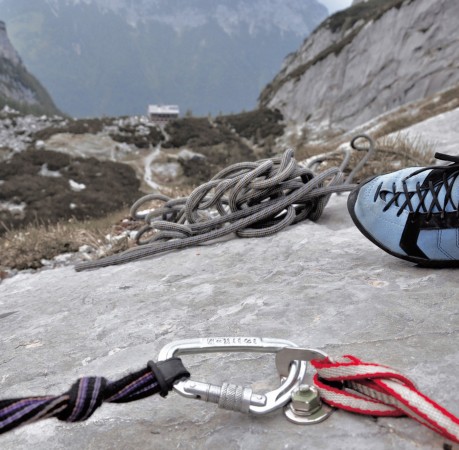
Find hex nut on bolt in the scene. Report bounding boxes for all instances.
[290,385,322,415]
[284,384,334,425]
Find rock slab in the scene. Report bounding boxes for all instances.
[0,195,458,449]
[264,0,459,131]
[395,106,459,158]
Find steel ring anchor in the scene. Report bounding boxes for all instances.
[157,337,308,415]
[276,346,334,424]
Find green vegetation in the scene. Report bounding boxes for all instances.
[110,122,164,149]
[216,108,284,141]
[0,149,141,234]
[324,0,414,34]
[164,117,235,149]
[33,117,165,149]
[0,210,131,271]
[165,109,284,149]
[34,117,112,140]
[162,109,285,183]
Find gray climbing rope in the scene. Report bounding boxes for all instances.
[75,135,375,271]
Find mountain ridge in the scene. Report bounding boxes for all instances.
[0,20,62,116]
[1,0,328,117]
[43,0,327,35]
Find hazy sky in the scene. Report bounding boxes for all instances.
[321,0,354,13]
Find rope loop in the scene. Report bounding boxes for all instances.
[130,193,171,220]
[311,355,459,444]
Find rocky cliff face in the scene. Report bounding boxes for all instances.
[260,0,459,131]
[0,21,20,65]
[0,21,61,116]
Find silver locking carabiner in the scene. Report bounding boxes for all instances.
[157,336,328,418]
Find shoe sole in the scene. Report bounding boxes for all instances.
[347,178,459,268]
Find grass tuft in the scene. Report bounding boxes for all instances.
[0,210,133,271]
[295,133,436,183]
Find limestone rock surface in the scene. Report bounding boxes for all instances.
[262,0,459,131]
[0,195,458,449]
[392,106,459,158]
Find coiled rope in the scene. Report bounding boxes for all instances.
[75,135,375,271]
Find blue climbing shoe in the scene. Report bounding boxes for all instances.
[347,153,459,267]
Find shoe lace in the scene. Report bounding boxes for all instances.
[378,153,459,220]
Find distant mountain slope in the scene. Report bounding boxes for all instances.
[0,0,328,118]
[260,0,459,131]
[0,20,61,116]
